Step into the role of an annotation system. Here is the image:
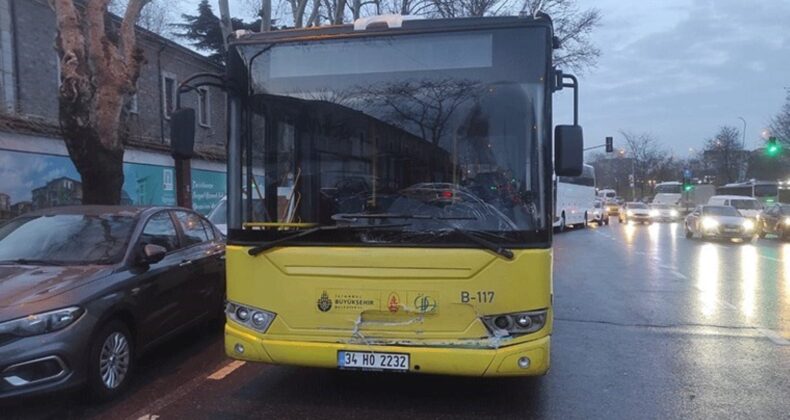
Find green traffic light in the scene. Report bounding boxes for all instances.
[766,144,780,156]
[684,184,693,192]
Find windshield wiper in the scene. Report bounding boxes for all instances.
[247,223,409,256]
[0,259,68,266]
[330,213,514,260]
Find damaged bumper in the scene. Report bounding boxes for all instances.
[225,322,550,377]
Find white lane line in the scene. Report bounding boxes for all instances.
[137,416,160,420]
[719,300,737,310]
[756,327,790,346]
[207,360,246,380]
[671,270,687,280]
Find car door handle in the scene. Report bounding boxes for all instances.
[179,260,193,267]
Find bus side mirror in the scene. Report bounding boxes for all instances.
[171,108,196,159]
[555,125,583,177]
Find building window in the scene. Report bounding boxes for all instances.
[162,73,177,119]
[163,169,174,191]
[126,93,139,114]
[198,87,210,127]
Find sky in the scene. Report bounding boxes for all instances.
[176,0,790,157]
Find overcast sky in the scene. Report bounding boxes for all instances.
[180,0,790,156]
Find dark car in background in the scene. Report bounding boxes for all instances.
[0,206,225,400]
[759,203,790,240]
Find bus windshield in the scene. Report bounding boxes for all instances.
[754,184,778,197]
[237,28,548,245]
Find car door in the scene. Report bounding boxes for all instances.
[764,205,779,234]
[172,210,226,320]
[134,210,192,346]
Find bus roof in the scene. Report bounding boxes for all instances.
[230,14,554,46]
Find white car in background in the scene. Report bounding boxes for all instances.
[706,195,763,219]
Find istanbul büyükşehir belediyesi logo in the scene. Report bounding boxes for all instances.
[317,290,332,312]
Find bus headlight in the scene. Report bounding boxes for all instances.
[226,301,275,333]
[701,217,719,230]
[481,310,547,336]
[742,219,755,231]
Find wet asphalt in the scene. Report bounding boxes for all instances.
[5,220,789,419]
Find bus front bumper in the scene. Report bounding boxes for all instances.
[225,323,550,377]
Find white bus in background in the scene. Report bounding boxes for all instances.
[652,181,683,206]
[597,189,616,201]
[555,164,597,231]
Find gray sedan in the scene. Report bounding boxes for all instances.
[0,206,225,400]
[684,205,757,241]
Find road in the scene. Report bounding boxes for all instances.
[6,220,790,419]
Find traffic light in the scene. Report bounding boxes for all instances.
[683,183,693,192]
[605,136,614,153]
[766,137,781,157]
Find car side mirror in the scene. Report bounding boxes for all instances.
[555,125,583,177]
[139,244,167,265]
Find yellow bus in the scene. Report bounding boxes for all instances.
[204,14,583,376]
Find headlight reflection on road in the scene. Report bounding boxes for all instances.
[739,245,758,319]
[624,223,636,244]
[782,245,790,338]
[647,222,660,244]
[696,243,720,317]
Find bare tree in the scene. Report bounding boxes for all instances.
[769,88,790,147]
[619,130,672,198]
[703,125,745,184]
[53,0,150,205]
[521,0,601,73]
[109,0,177,36]
[430,0,512,18]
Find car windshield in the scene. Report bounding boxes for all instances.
[704,206,740,216]
[651,204,670,209]
[628,203,647,209]
[0,214,136,265]
[730,199,762,210]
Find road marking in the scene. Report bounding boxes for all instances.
[758,254,781,262]
[137,416,159,420]
[207,360,246,380]
[671,270,687,280]
[719,300,737,310]
[755,327,790,346]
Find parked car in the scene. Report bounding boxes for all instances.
[684,205,756,241]
[758,203,790,240]
[0,206,225,400]
[619,202,652,224]
[649,203,681,222]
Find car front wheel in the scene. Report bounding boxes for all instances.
[87,320,134,401]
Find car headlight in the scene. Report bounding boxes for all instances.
[701,217,719,230]
[0,307,83,337]
[670,210,679,217]
[649,210,659,217]
[742,219,755,231]
[627,210,634,216]
[226,301,275,333]
[784,217,790,225]
[481,310,547,337]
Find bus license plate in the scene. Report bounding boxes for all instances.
[338,351,409,371]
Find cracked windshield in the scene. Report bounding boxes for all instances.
[1,0,788,419]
